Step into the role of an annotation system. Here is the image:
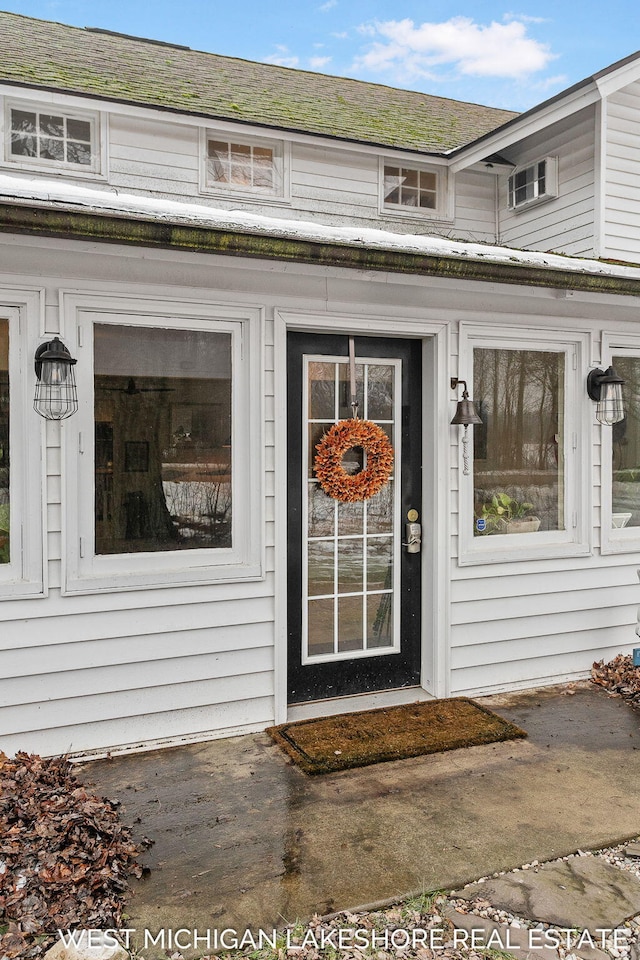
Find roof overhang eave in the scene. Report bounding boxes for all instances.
[448,79,601,173]
[1,200,640,298]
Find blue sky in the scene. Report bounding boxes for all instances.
[3,0,640,111]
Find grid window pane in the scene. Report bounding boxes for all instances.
[40,138,63,161]
[307,598,335,656]
[473,348,564,536]
[94,324,232,555]
[66,141,91,165]
[10,134,35,157]
[367,593,392,648]
[67,118,91,142]
[11,109,36,133]
[338,537,364,594]
[39,114,63,137]
[338,596,364,652]
[308,540,334,596]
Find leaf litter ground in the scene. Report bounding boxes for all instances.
[0,751,150,958]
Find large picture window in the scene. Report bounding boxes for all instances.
[64,299,262,594]
[94,325,232,556]
[0,321,9,566]
[473,348,565,537]
[610,354,640,531]
[457,325,589,565]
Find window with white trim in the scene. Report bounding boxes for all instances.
[507,157,558,210]
[5,101,101,174]
[203,133,284,197]
[601,337,640,554]
[0,305,44,598]
[64,300,262,594]
[381,160,447,218]
[457,325,589,565]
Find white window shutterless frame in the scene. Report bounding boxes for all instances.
[3,99,105,178]
[601,333,640,555]
[457,324,590,565]
[0,305,44,598]
[63,300,263,594]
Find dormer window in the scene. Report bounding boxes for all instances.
[5,102,101,174]
[203,133,285,198]
[508,157,558,210]
[380,160,449,219]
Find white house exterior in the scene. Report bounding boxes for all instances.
[2,13,640,758]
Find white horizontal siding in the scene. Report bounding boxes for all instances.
[499,108,596,256]
[454,170,497,242]
[3,697,275,759]
[604,81,640,261]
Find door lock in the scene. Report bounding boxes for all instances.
[403,522,422,553]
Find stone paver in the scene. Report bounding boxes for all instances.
[454,856,640,930]
[443,906,562,960]
[44,931,129,960]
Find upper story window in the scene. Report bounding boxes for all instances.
[203,133,285,198]
[5,101,101,174]
[507,157,558,210]
[380,159,448,220]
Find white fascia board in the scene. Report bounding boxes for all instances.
[448,82,601,173]
[595,57,640,98]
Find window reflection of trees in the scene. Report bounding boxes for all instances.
[611,356,640,527]
[473,349,563,533]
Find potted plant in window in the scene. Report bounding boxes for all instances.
[478,492,541,534]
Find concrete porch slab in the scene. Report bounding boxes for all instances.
[76,684,640,944]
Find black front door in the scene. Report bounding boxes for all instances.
[287,332,422,704]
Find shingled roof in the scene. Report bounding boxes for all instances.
[0,11,518,154]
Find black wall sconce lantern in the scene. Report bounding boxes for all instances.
[33,337,78,421]
[586,366,625,425]
[451,377,482,476]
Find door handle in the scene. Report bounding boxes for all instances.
[403,522,421,553]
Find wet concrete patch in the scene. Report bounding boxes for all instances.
[454,854,640,928]
[76,685,640,944]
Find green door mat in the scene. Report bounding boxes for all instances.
[267,698,527,775]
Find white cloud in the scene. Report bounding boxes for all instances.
[352,16,555,81]
[318,0,337,10]
[331,31,349,40]
[309,56,332,69]
[264,44,300,68]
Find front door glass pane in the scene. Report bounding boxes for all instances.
[94,324,232,555]
[304,357,399,660]
[0,321,8,564]
[473,348,565,535]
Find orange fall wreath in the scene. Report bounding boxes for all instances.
[314,418,394,502]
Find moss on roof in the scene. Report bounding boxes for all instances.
[0,11,518,153]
